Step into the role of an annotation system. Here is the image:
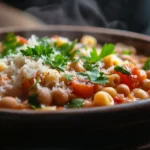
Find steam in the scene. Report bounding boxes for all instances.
[25,0,128,30]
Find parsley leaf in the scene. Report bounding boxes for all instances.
[65,73,73,82]
[21,38,78,71]
[28,94,41,109]
[65,98,84,108]
[83,44,115,71]
[57,39,78,58]
[83,58,99,71]
[46,54,68,71]
[77,70,108,84]
[0,33,22,58]
[90,47,100,63]
[143,58,150,70]
[21,44,54,59]
[28,78,40,91]
[122,50,132,55]
[114,65,131,75]
[99,43,115,59]
[21,41,68,71]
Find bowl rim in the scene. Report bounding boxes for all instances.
[0,25,150,115]
[0,25,150,41]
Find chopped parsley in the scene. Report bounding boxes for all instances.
[28,94,41,109]
[65,98,84,108]
[28,78,40,91]
[65,73,73,82]
[114,65,131,75]
[21,42,54,58]
[21,40,68,71]
[122,50,132,55]
[143,58,150,70]
[99,43,115,59]
[46,54,68,71]
[77,70,108,84]
[83,57,99,71]
[57,39,78,59]
[21,38,78,71]
[90,47,100,63]
[84,44,115,70]
[0,33,21,58]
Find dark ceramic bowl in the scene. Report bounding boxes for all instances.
[1,25,150,149]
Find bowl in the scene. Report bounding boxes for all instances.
[1,25,150,149]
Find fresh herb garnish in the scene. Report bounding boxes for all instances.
[28,94,41,109]
[21,40,68,71]
[0,33,22,58]
[65,98,84,108]
[77,70,108,84]
[99,43,115,59]
[143,58,150,70]
[72,58,80,62]
[83,44,115,70]
[28,78,40,91]
[57,39,78,59]
[122,50,132,55]
[90,47,100,63]
[83,57,99,71]
[21,43,54,58]
[65,73,73,82]
[21,38,78,71]
[47,54,68,71]
[114,65,131,75]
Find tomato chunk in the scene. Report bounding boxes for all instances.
[16,36,27,45]
[116,65,146,89]
[71,80,94,98]
[114,94,126,104]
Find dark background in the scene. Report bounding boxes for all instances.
[3,0,150,35]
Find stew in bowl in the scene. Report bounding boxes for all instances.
[0,31,150,111]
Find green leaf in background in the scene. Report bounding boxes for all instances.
[114,65,131,75]
[65,73,73,82]
[65,98,84,108]
[122,50,132,55]
[83,43,115,71]
[99,43,115,59]
[77,70,108,85]
[143,58,150,70]
[28,94,41,109]
[0,33,22,58]
[28,78,40,91]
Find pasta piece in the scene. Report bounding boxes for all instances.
[0,62,7,72]
[103,54,123,68]
[106,74,120,88]
[102,87,117,98]
[133,88,149,99]
[80,35,97,47]
[93,91,114,106]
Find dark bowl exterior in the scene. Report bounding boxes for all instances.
[0,25,150,149]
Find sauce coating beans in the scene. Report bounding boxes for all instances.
[94,91,114,106]
[116,84,130,96]
[0,33,150,110]
[37,87,52,105]
[133,88,149,99]
[102,87,117,98]
[52,89,69,105]
[0,97,19,109]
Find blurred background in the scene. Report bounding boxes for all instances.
[0,0,150,35]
